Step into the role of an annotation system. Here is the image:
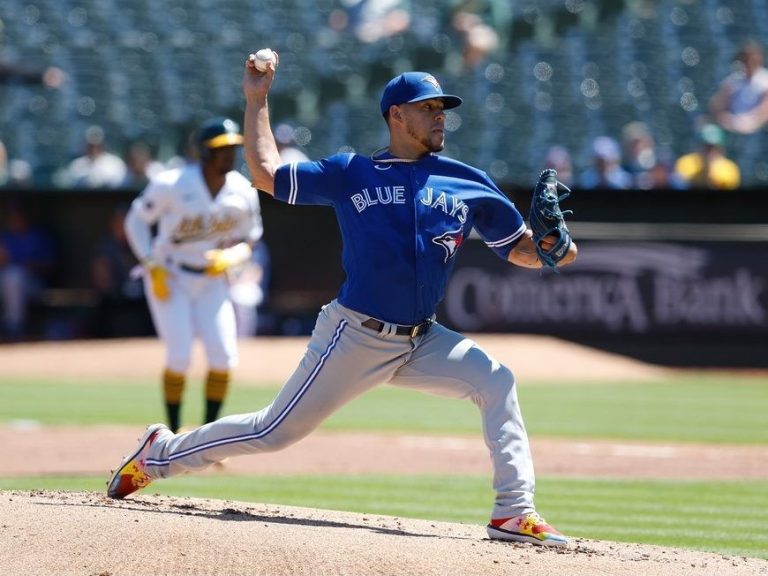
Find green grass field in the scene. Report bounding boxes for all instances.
[2,373,767,559]
[2,374,767,443]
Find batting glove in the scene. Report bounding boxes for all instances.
[204,242,253,276]
[144,260,171,300]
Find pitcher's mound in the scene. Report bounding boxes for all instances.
[2,490,765,576]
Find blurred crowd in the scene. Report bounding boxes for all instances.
[546,119,740,192]
[0,119,311,191]
[1,2,765,193]
[0,0,768,194]
[544,39,767,192]
[4,41,766,193]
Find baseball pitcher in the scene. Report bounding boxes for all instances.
[109,53,577,547]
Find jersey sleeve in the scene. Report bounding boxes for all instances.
[130,177,172,224]
[227,172,264,244]
[273,154,351,206]
[472,180,527,261]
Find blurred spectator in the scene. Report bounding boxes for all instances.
[709,40,768,184]
[544,145,574,188]
[620,121,661,189]
[709,40,768,135]
[0,140,6,186]
[89,204,151,337]
[0,202,55,341]
[6,158,33,187]
[56,125,127,189]
[229,241,271,338]
[646,146,687,190]
[164,128,200,170]
[120,141,165,189]
[446,1,511,70]
[450,9,500,70]
[578,136,632,189]
[330,0,411,44]
[275,123,310,165]
[0,139,34,188]
[673,124,741,190]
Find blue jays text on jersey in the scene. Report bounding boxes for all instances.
[274,150,526,325]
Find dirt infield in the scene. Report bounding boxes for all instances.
[0,334,671,383]
[5,425,768,480]
[2,336,767,575]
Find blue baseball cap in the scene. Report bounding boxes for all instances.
[380,72,463,117]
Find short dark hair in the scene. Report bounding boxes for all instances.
[738,39,763,61]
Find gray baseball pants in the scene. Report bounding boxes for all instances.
[144,299,536,519]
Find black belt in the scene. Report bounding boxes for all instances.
[179,263,207,274]
[361,317,433,338]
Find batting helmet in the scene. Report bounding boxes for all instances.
[197,117,244,159]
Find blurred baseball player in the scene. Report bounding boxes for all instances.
[109,54,578,547]
[123,117,263,432]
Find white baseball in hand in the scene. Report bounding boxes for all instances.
[249,48,277,72]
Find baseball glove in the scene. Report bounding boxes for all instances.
[529,168,573,269]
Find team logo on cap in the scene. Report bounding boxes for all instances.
[422,74,442,91]
[432,228,465,262]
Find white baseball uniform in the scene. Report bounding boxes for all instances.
[124,162,262,373]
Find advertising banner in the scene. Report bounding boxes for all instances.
[440,240,768,337]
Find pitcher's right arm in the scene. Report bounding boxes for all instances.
[242,51,283,196]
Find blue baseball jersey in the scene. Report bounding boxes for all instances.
[274,151,526,325]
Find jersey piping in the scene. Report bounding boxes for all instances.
[288,162,299,205]
[485,225,527,248]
